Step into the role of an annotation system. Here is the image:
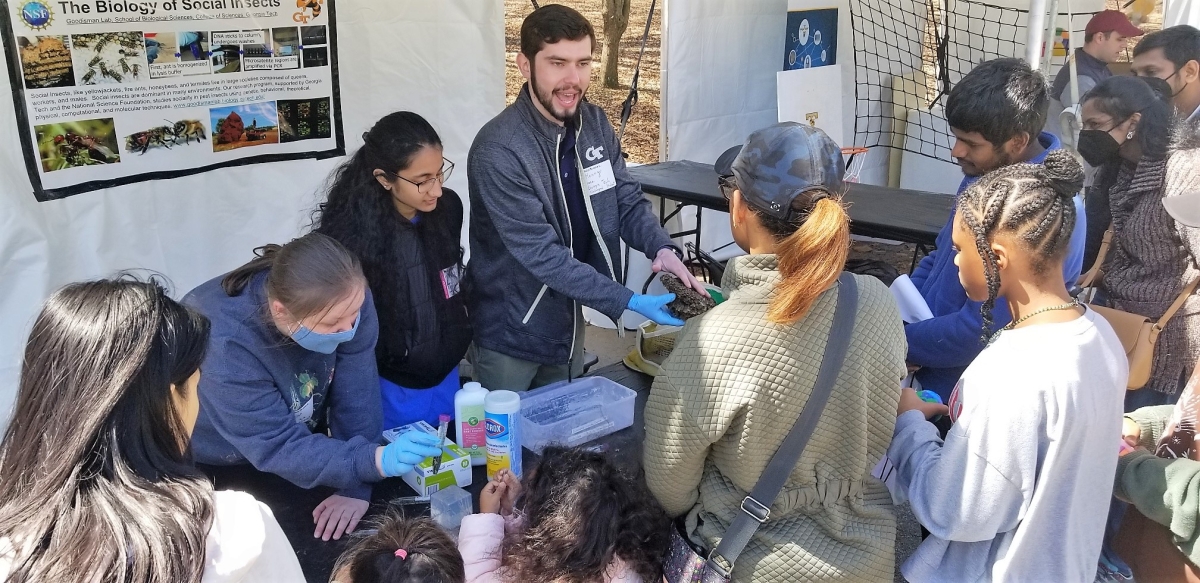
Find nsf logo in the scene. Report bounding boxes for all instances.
[18,0,53,30]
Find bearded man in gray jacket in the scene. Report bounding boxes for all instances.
[466,4,705,392]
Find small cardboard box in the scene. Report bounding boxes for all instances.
[383,420,473,496]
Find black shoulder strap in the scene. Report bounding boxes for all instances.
[706,272,860,578]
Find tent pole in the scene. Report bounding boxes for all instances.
[1064,0,1082,149]
[1025,0,1049,67]
[659,0,669,162]
[1041,0,1060,73]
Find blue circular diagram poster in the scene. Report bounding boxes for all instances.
[784,8,838,70]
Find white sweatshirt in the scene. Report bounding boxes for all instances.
[889,307,1127,582]
[203,490,306,582]
[0,490,304,583]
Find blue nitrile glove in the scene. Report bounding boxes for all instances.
[379,430,443,477]
[628,293,685,327]
[144,40,160,63]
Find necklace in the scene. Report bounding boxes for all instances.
[988,298,1082,345]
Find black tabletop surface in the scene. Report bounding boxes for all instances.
[203,363,653,583]
[627,160,955,246]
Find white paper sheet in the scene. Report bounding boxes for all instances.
[890,274,934,323]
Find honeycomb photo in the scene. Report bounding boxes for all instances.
[18,35,75,89]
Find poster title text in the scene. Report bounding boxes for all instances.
[57,0,281,16]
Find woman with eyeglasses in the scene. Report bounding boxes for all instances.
[315,111,471,429]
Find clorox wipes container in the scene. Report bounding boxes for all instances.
[485,390,522,480]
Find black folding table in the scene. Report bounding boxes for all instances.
[628,160,955,267]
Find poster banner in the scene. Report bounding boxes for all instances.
[783,8,838,70]
[2,0,344,201]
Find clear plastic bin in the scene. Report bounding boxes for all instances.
[519,376,636,454]
[430,485,472,535]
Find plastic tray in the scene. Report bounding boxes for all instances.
[519,376,636,454]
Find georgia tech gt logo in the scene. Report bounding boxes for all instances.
[18,0,53,30]
[293,0,323,23]
[584,145,604,161]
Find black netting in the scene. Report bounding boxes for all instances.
[849,0,1097,161]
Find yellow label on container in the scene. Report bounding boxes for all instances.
[486,452,509,479]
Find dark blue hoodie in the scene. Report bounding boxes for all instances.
[184,270,383,500]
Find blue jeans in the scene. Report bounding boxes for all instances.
[1124,385,1181,413]
[380,367,460,430]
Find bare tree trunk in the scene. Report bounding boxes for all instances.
[601,0,632,89]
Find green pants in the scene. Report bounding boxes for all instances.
[470,310,586,392]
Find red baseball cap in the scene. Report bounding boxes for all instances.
[1086,10,1144,37]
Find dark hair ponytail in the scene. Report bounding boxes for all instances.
[957,149,1083,343]
[221,243,282,296]
[221,232,364,321]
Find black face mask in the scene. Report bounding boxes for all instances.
[1165,69,1189,98]
[1077,129,1123,166]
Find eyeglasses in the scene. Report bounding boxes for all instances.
[385,158,455,194]
[718,175,737,201]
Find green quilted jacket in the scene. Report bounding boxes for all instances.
[644,255,907,582]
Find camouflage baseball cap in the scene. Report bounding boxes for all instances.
[714,122,845,221]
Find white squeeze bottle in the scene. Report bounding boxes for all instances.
[485,390,522,480]
[454,381,488,466]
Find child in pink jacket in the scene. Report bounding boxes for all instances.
[458,447,671,583]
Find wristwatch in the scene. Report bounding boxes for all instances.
[659,245,684,261]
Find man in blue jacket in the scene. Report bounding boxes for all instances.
[467,5,704,392]
[909,58,1087,400]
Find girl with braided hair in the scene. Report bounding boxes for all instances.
[888,149,1128,583]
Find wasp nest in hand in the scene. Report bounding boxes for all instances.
[661,274,717,320]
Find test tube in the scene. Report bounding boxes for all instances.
[432,414,450,473]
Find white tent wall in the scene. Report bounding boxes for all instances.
[660,0,927,252]
[0,0,506,432]
[1166,0,1200,26]
[661,0,788,260]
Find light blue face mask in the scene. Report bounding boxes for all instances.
[290,313,360,354]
